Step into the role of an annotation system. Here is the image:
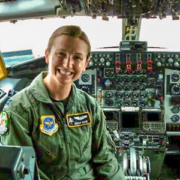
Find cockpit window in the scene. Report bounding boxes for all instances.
[0,16,180,67]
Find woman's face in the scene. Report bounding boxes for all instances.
[45,35,89,87]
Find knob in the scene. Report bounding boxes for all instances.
[89,61,93,66]
[106,62,111,66]
[116,92,124,98]
[157,62,162,67]
[100,58,105,62]
[174,61,179,67]
[105,99,114,106]
[168,58,173,63]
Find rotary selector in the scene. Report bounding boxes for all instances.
[132,92,139,98]
[124,92,131,99]
[139,84,146,90]
[123,76,130,82]
[132,101,138,107]
[116,100,122,107]
[123,100,131,106]
[116,92,124,98]
[123,84,131,91]
[131,76,138,82]
[171,74,179,82]
[105,99,114,106]
[171,84,180,95]
[141,91,147,98]
[139,76,146,82]
[171,115,180,122]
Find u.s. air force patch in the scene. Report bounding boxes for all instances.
[66,112,92,128]
[40,115,58,136]
[0,111,8,135]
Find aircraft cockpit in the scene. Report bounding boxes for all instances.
[0,0,180,179]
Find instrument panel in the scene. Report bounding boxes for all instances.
[1,50,180,178]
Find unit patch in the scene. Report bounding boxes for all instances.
[0,111,8,135]
[66,112,92,128]
[40,115,58,136]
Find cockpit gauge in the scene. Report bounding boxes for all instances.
[171,73,179,82]
[171,106,180,114]
[105,99,114,106]
[116,92,124,98]
[81,74,90,82]
[104,79,113,88]
[105,91,113,98]
[132,92,139,98]
[171,115,180,122]
[171,84,180,95]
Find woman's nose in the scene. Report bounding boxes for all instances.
[62,56,72,68]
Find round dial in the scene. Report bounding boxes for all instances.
[171,115,179,122]
[139,84,146,90]
[139,76,146,82]
[171,74,179,82]
[141,91,147,98]
[116,100,122,107]
[123,76,129,82]
[140,101,146,107]
[131,76,137,82]
[132,101,138,107]
[116,92,124,98]
[132,92,139,98]
[123,84,131,91]
[105,99,114,106]
[115,85,123,90]
[123,101,131,106]
[81,74,90,82]
[171,84,180,95]
[105,91,113,98]
[171,106,180,114]
[124,92,131,99]
[131,84,139,90]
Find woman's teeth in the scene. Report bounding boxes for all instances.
[58,69,72,75]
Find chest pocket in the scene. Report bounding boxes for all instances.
[32,124,64,164]
[70,125,92,163]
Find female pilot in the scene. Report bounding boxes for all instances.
[0,25,125,180]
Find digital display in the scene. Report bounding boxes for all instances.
[104,111,114,120]
[147,112,161,121]
[130,43,145,51]
[121,112,139,128]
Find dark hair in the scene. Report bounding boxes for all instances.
[47,25,91,60]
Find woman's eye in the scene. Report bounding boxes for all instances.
[74,56,82,61]
[57,52,66,57]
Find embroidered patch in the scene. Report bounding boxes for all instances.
[66,112,92,128]
[40,115,58,136]
[0,111,9,135]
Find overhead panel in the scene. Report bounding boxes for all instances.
[0,0,61,21]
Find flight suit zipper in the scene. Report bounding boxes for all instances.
[38,143,56,159]
[51,104,71,174]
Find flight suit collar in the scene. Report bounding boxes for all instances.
[29,71,78,109]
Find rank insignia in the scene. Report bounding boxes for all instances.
[40,115,58,136]
[66,112,92,128]
[0,111,9,135]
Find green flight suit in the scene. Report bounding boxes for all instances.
[1,72,125,180]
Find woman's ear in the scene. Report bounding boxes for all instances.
[83,59,90,72]
[45,49,49,64]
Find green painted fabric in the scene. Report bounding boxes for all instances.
[1,72,125,180]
